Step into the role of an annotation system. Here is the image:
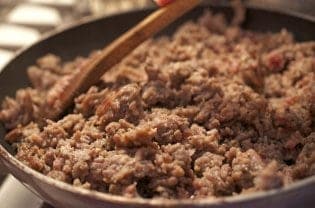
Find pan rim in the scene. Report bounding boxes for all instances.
[0,4,314,207]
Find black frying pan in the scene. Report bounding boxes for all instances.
[0,3,314,208]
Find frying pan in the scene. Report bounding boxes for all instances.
[0,2,314,208]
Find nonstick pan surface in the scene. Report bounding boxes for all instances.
[0,4,314,208]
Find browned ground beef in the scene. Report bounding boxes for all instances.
[0,9,315,199]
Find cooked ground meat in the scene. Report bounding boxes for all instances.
[0,8,314,200]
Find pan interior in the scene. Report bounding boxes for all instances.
[0,4,314,200]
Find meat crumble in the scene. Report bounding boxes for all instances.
[0,9,314,199]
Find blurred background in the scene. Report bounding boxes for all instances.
[0,0,156,70]
[0,0,314,207]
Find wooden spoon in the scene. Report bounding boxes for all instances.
[44,0,200,120]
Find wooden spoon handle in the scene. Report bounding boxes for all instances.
[47,0,200,120]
